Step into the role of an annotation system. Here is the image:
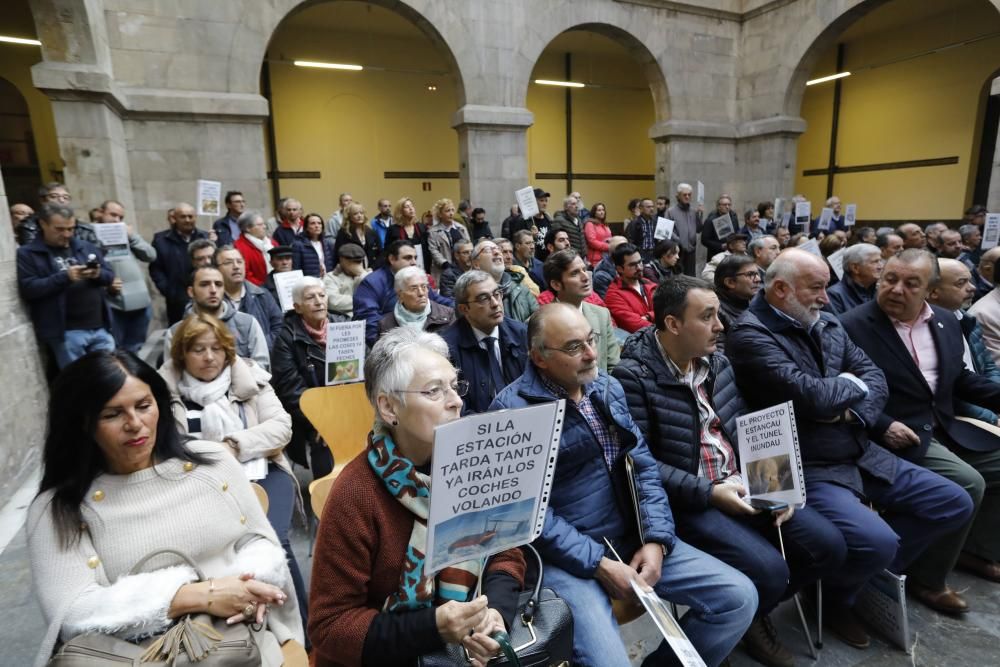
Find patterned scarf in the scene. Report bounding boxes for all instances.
[367,432,482,611]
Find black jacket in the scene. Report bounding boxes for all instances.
[826,276,874,315]
[150,227,209,303]
[727,292,897,494]
[230,282,284,349]
[716,290,750,354]
[614,327,744,511]
[334,227,383,269]
[269,311,348,466]
[701,210,740,257]
[439,316,528,414]
[840,301,1000,462]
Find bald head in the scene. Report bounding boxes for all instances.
[763,249,830,327]
[607,236,629,254]
[172,202,197,235]
[897,223,926,249]
[929,258,975,312]
[979,247,1000,283]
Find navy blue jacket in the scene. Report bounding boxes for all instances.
[292,237,336,277]
[229,282,284,349]
[614,327,744,511]
[490,365,676,578]
[272,222,301,248]
[840,301,1000,461]
[826,276,875,315]
[517,257,545,290]
[727,292,897,494]
[213,214,239,247]
[439,316,527,414]
[150,228,209,303]
[353,265,455,346]
[592,256,616,299]
[16,235,114,342]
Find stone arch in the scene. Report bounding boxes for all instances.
[28,0,111,71]
[230,0,467,105]
[517,20,670,122]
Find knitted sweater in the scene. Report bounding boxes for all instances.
[309,448,526,667]
[26,440,304,666]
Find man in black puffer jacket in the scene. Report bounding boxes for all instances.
[614,275,843,667]
[726,249,973,650]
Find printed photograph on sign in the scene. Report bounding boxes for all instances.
[325,321,366,385]
[431,498,535,571]
[197,179,222,217]
[328,359,360,383]
[746,454,794,496]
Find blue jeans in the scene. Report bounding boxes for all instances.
[49,328,116,368]
[110,306,152,353]
[806,457,974,606]
[542,539,757,667]
[256,464,308,636]
[674,505,846,617]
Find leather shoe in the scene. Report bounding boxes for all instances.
[824,602,870,649]
[742,615,795,667]
[907,581,969,614]
[957,552,1000,583]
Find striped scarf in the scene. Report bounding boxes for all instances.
[367,432,482,611]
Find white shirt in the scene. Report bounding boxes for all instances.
[473,325,501,362]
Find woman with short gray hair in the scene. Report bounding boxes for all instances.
[234,209,277,286]
[377,265,454,338]
[308,327,526,666]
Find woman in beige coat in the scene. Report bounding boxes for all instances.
[158,312,307,631]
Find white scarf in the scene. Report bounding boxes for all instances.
[244,233,273,274]
[177,366,245,442]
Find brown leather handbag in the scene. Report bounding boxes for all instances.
[47,549,261,666]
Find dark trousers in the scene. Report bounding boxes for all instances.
[166,297,189,325]
[680,249,697,277]
[806,457,974,605]
[256,463,308,635]
[675,504,845,617]
[110,305,152,353]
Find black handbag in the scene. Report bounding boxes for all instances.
[418,545,573,667]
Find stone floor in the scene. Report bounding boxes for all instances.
[5,471,1000,666]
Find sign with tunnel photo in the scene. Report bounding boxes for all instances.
[735,401,805,508]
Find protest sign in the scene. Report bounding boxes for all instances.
[631,581,707,667]
[827,247,847,280]
[798,239,821,256]
[773,198,784,226]
[735,401,805,508]
[844,203,857,227]
[414,244,425,269]
[94,222,129,248]
[855,570,913,653]
[794,201,811,234]
[712,215,735,240]
[983,213,1000,250]
[515,186,539,219]
[654,217,675,240]
[780,211,792,228]
[273,269,304,312]
[424,402,565,575]
[818,207,833,232]
[696,181,705,206]
[325,321,366,385]
[197,179,222,217]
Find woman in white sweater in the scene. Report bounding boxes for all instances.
[27,350,303,666]
[158,313,307,632]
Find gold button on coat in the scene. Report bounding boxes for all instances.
[92,490,104,502]
[222,482,228,491]
[87,557,100,569]
[183,462,194,472]
[240,516,246,524]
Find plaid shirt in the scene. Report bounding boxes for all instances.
[657,340,741,485]
[539,371,621,470]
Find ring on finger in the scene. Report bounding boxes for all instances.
[242,602,257,619]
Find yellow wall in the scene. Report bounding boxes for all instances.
[267,27,460,219]
[527,46,656,224]
[795,1,1000,221]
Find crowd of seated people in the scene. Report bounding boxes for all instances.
[13,179,1000,667]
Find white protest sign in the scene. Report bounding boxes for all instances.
[712,214,735,240]
[273,269,304,312]
[818,207,833,232]
[424,402,565,576]
[735,401,806,508]
[654,217,675,240]
[696,181,705,206]
[780,211,793,228]
[631,581,707,667]
[773,198,784,227]
[515,186,539,219]
[827,247,847,280]
[982,213,1000,250]
[844,203,857,227]
[197,179,222,217]
[94,222,129,247]
[325,321,366,386]
[798,238,821,257]
[794,201,811,234]
[855,570,913,654]
[414,244,425,269]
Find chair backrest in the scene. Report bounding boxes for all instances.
[250,482,269,514]
[300,382,375,470]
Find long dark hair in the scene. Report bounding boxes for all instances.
[38,350,210,547]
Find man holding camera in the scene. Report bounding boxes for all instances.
[16,203,116,368]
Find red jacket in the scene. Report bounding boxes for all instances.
[234,234,276,286]
[604,276,657,332]
[583,220,612,267]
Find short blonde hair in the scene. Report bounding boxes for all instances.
[344,202,368,228]
[433,198,455,219]
[170,313,237,369]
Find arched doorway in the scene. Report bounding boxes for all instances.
[789,0,1000,223]
[263,0,465,220]
[526,25,665,227]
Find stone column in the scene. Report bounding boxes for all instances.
[988,78,1000,213]
[0,163,48,507]
[736,116,808,204]
[452,105,533,229]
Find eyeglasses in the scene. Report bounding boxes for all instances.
[464,288,504,305]
[734,270,762,281]
[395,380,470,401]
[543,332,601,357]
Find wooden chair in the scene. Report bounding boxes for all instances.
[301,382,375,520]
[250,482,269,514]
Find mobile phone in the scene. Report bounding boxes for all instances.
[747,497,789,512]
[85,253,99,270]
